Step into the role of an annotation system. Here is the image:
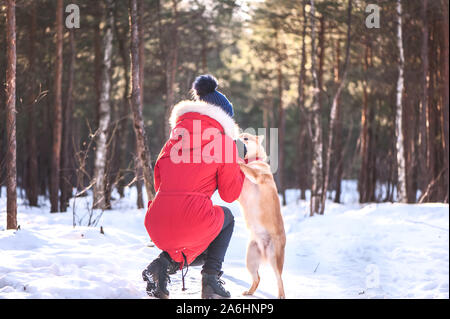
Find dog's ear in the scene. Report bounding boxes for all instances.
[257,135,265,144]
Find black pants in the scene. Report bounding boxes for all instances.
[201,206,235,274]
[158,206,234,274]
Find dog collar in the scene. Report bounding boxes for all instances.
[244,157,262,164]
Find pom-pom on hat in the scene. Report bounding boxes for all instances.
[192,74,234,117]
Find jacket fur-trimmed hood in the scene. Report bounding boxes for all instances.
[169,100,239,139]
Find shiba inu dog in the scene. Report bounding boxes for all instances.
[237,133,286,299]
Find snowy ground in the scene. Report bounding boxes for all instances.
[0,182,448,299]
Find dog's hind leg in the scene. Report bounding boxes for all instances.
[243,240,261,296]
[268,242,286,299]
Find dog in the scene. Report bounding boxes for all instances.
[237,132,286,299]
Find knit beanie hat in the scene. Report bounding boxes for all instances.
[192,74,234,117]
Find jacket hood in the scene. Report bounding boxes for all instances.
[169,100,239,140]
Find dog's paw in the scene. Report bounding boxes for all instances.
[242,291,253,296]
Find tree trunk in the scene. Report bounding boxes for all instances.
[317,16,325,111]
[358,43,376,203]
[275,29,286,206]
[321,0,352,214]
[333,38,343,203]
[114,6,130,199]
[440,0,449,202]
[333,150,344,202]
[135,153,144,209]
[164,0,179,140]
[40,94,51,197]
[94,1,102,129]
[93,0,114,209]
[135,0,145,208]
[263,90,271,130]
[359,44,369,202]
[395,0,407,203]
[129,0,156,202]
[50,0,63,213]
[404,95,416,203]
[104,109,118,210]
[138,0,145,104]
[388,148,396,202]
[369,109,378,201]
[60,29,76,212]
[6,0,17,229]
[418,0,429,196]
[297,0,308,201]
[26,3,38,207]
[201,23,208,73]
[425,22,437,202]
[309,0,324,216]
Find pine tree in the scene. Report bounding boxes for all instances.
[395,0,407,203]
[26,2,38,207]
[50,0,63,213]
[309,0,324,216]
[6,0,17,229]
[322,0,352,213]
[93,0,115,209]
[129,0,156,202]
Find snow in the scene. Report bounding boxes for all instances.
[0,182,448,299]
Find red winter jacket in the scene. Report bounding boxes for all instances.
[144,100,245,267]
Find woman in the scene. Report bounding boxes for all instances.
[142,75,245,299]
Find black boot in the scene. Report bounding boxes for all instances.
[201,270,231,299]
[142,253,172,299]
[167,257,181,275]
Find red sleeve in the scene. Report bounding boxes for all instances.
[218,163,245,203]
[217,137,245,203]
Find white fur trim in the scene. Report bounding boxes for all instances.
[169,100,239,139]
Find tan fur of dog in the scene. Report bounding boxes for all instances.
[237,133,286,299]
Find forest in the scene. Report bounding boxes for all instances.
[0,0,449,228]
